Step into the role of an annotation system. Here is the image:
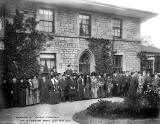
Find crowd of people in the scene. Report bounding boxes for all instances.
[1,65,160,108]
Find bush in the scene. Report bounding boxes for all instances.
[87,91,160,119]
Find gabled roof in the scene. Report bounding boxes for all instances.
[28,0,157,22]
[141,45,160,53]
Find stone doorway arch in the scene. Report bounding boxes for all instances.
[78,49,95,74]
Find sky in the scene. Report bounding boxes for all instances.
[89,0,160,48]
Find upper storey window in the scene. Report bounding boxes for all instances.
[38,9,54,33]
[113,18,122,38]
[79,14,91,36]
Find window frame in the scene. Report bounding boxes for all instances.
[40,53,56,71]
[113,18,123,38]
[79,13,91,37]
[37,8,55,33]
[113,55,123,73]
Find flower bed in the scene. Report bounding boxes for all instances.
[87,91,160,119]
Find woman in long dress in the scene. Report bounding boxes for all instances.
[97,75,105,98]
[90,72,98,99]
[32,76,40,104]
[77,74,84,100]
[49,75,60,104]
[26,78,34,105]
[84,74,91,100]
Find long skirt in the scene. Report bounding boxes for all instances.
[78,88,84,100]
[98,87,105,98]
[84,87,91,99]
[18,89,26,107]
[49,90,60,104]
[26,89,34,105]
[33,89,40,104]
[91,87,98,98]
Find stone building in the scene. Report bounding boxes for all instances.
[0,2,5,81]
[1,0,158,75]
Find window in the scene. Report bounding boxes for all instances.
[79,14,91,36]
[145,60,154,74]
[113,55,122,73]
[113,18,122,38]
[38,9,54,32]
[40,53,56,71]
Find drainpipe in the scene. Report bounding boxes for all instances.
[111,36,115,74]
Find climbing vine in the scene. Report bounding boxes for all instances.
[86,37,113,75]
[4,10,51,79]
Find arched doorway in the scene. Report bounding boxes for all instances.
[79,50,95,74]
[79,52,90,73]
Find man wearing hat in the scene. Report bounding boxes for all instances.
[50,67,58,78]
[68,73,77,101]
[39,62,50,104]
[39,72,50,104]
[65,64,73,76]
[8,76,19,107]
[59,74,67,102]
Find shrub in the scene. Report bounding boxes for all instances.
[87,91,160,119]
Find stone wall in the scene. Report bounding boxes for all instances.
[6,3,142,73]
[114,41,141,72]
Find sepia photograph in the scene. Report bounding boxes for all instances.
[0,0,160,124]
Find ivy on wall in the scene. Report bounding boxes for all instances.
[86,37,113,75]
[4,10,49,79]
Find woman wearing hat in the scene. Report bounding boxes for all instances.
[68,74,77,101]
[26,78,34,106]
[83,74,91,100]
[77,74,84,100]
[32,76,40,104]
[49,74,60,104]
[90,72,98,99]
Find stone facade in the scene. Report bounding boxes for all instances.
[114,41,141,72]
[6,2,142,73]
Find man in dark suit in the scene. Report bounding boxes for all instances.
[39,73,50,104]
[59,74,67,102]
[112,72,119,96]
[8,77,19,107]
[129,72,138,97]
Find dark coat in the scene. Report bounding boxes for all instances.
[84,77,91,99]
[124,75,131,94]
[77,78,85,100]
[112,76,119,96]
[68,78,77,95]
[129,76,138,96]
[1,81,10,107]
[59,79,67,98]
[49,80,60,104]
[9,81,19,103]
[39,78,50,103]
[59,79,67,91]
[18,81,27,107]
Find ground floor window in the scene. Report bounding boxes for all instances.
[146,60,154,74]
[40,53,56,71]
[113,55,122,73]
[141,59,154,74]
